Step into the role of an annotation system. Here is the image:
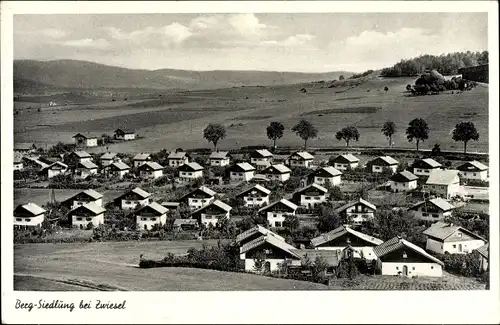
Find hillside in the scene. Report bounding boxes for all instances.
[14,59,351,93]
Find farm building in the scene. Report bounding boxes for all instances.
[173,219,198,231]
[14,152,24,171]
[62,189,103,210]
[14,142,37,154]
[260,164,291,182]
[115,187,151,210]
[177,162,204,182]
[259,199,298,228]
[100,152,119,166]
[138,162,164,179]
[336,198,377,224]
[236,184,271,207]
[167,151,190,167]
[68,151,92,164]
[14,203,46,229]
[302,166,342,187]
[367,156,399,174]
[114,129,136,141]
[373,236,444,277]
[209,151,231,167]
[311,225,383,260]
[249,149,273,169]
[229,162,256,183]
[423,221,486,255]
[408,197,455,221]
[103,161,130,179]
[75,160,99,179]
[293,183,328,208]
[132,153,152,168]
[136,202,168,230]
[456,161,489,181]
[180,186,217,210]
[286,151,315,168]
[423,169,460,199]
[72,133,98,147]
[191,200,232,227]
[330,154,359,171]
[41,161,68,179]
[160,201,181,211]
[234,225,285,247]
[475,243,489,272]
[68,202,106,229]
[411,158,442,177]
[388,170,418,192]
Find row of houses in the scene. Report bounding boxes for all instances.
[72,129,136,147]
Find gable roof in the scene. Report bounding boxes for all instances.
[295,183,328,195]
[133,153,151,161]
[232,162,256,172]
[235,225,284,244]
[475,243,489,259]
[332,154,359,163]
[168,151,188,159]
[252,149,273,158]
[373,236,444,266]
[457,160,488,172]
[15,203,46,216]
[240,234,300,259]
[263,164,291,174]
[139,162,164,171]
[137,202,168,215]
[115,128,135,134]
[72,151,91,158]
[312,166,342,177]
[71,202,106,215]
[370,156,399,166]
[236,184,271,197]
[311,225,383,247]
[422,221,486,242]
[101,152,117,160]
[289,151,315,160]
[336,198,376,213]
[258,199,298,213]
[209,151,229,159]
[73,133,98,139]
[412,158,442,169]
[188,186,217,198]
[78,160,98,170]
[179,162,204,171]
[14,143,36,151]
[410,198,455,212]
[23,157,49,169]
[107,161,130,170]
[390,170,418,182]
[73,189,103,201]
[191,199,232,215]
[426,169,459,185]
[44,161,68,170]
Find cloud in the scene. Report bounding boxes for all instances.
[63,38,110,49]
[227,14,267,37]
[282,34,315,47]
[104,23,192,47]
[40,29,67,39]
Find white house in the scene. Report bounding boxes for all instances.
[138,162,164,179]
[72,133,98,147]
[457,161,489,181]
[260,164,291,182]
[116,187,151,210]
[69,202,106,229]
[41,161,68,179]
[373,236,444,277]
[286,151,315,168]
[423,169,460,199]
[330,154,359,171]
[423,221,487,255]
[234,225,285,247]
[259,199,298,228]
[293,183,328,208]
[336,198,377,224]
[177,162,204,182]
[114,128,136,141]
[411,158,442,177]
[14,203,46,229]
[311,225,383,260]
[367,156,399,173]
[167,151,190,167]
[132,153,152,168]
[388,170,418,192]
[209,151,230,167]
[180,186,217,210]
[14,152,24,171]
[229,162,256,183]
[236,184,271,207]
[249,149,273,169]
[475,243,489,272]
[408,197,455,221]
[63,189,103,210]
[136,202,168,230]
[104,161,130,179]
[75,161,99,179]
[100,152,120,166]
[191,200,232,227]
[303,166,342,187]
[69,151,92,164]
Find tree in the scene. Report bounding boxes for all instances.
[339,75,345,80]
[252,251,266,273]
[335,126,360,147]
[381,121,397,147]
[317,208,342,233]
[452,121,479,154]
[384,86,389,92]
[406,84,412,91]
[266,121,285,149]
[291,119,318,150]
[203,124,226,151]
[431,143,441,157]
[283,214,300,233]
[406,118,429,152]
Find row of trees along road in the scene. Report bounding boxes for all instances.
[202,119,480,153]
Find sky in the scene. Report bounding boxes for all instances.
[14,13,488,72]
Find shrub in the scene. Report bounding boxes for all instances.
[434,252,482,277]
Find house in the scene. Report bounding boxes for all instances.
[14,152,24,171]
[177,162,204,182]
[311,225,383,260]
[236,184,271,207]
[180,186,217,210]
[167,151,190,167]
[286,151,315,168]
[115,187,151,210]
[330,154,359,171]
[68,151,93,164]
[72,133,98,147]
[229,162,256,183]
[408,197,455,221]
[373,236,444,277]
[209,151,231,167]
[423,169,460,199]
[22,157,49,171]
[14,203,46,229]
[191,200,232,227]
[475,243,489,272]
[75,160,99,179]
[68,202,106,229]
[114,128,136,140]
[136,202,168,230]
[249,149,273,169]
[100,152,120,166]
[14,143,37,154]
[234,225,285,247]
[388,170,418,192]
[293,183,328,208]
[103,161,130,179]
[260,164,291,182]
[411,158,442,177]
[173,219,199,231]
[457,161,489,181]
[367,156,399,173]
[62,189,103,210]
[422,221,486,255]
[335,198,377,224]
[259,199,298,228]
[138,162,164,179]
[303,166,342,187]
[41,161,68,179]
[160,201,181,211]
[132,153,152,168]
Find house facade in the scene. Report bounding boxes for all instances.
[138,162,164,179]
[167,152,190,167]
[209,151,230,167]
[331,154,359,171]
[236,184,271,207]
[63,189,103,210]
[293,183,328,208]
[14,203,46,229]
[191,200,232,227]
[177,162,204,182]
[457,161,489,181]
[75,161,99,179]
[259,199,298,228]
[304,166,342,187]
[286,151,315,168]
[423,170,460,199]
[100,152,119,167]
[42,162,68,179]
[69,151,93,164]
[423,222,486,255]
[180,186,217,210]
[368,156,399,174]
[336,198,377,224]
[411,158,442,177]
[104,161,130,179]
[409,198,455,221]
[388,170,418,192]
[229,163,256,182]
[240,235,301,272]
[69,202,106,229]
[114,129,136,141]
[133,153,152,168]
[116,187,151,210]
[249,149,273,169]
[73,133,98,147]
[136,202,168,230]
[261,164,291,182]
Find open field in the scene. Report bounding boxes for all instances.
[14,188,125,207]
[14,77,489,154]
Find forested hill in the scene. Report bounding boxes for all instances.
[381,51,489,77]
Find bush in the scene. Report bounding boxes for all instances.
[434,252,482,277]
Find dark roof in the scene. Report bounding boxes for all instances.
[311,225,383,247]
[191,200,232,216]
[390,170,418,182]
[240,235,300,258]
[373,237,444,266]
[72,133,98,139]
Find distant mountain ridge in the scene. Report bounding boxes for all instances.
[14,59,352,92]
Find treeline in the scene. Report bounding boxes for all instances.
[381,51,489,77]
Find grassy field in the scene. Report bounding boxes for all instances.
[14,77,489,153]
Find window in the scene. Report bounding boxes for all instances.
[473,173,477,176]
[192,200,198,203]
[453,244,457,248]
[86,218,92,221]
[16,218,22,222]
[396,266,399,270]
[431,266,434,269]
[201,199,206,203]
[275,221,282,227]
[314,197,320,200]
[273,214,278,218]
[205,216,212,219]
[126,201,132,204]
[457,233,462,237]
[264,249,272,254]
[425,170,429,173]
[305,196,311,200]
[412,267,415,270]
[422,213,428,217]
[256,198,262,201]
[151,218,156,221]
[432,214,439,218]
[188,173,192,176]
[76,217,83,221]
